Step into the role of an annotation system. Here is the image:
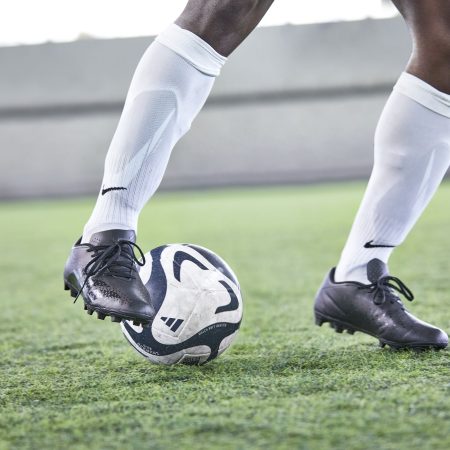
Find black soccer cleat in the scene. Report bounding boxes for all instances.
[314,259,448,350]
[63,229,155,325]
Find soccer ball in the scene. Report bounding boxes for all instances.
[121,244,243,365]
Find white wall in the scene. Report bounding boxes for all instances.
[0,18,411,199]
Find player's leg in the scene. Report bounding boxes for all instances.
[315,0,449,349]
[391,0,450,93]
[64,0,275,324]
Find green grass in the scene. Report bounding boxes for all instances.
[1,182,450,450]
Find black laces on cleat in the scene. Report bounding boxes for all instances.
[74,240,146,303]
[360,275,414,306]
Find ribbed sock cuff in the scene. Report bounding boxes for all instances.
[394,72,450,118]
[156,24,227,77]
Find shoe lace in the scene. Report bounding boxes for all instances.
[74,239,146,303]
[359,275,414,306]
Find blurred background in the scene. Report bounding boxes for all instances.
[0,0,407,199]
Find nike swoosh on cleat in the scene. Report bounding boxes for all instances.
[364,240,395,248]
[101,186,127,195]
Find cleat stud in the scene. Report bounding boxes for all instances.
[347,329,355,335]
[64,283,70,291]
[83,304,88,310]
[379,341,386,348]
[97,312,106,320]
[314,313,325,327]
[87,308,94,315]
[133,320,141,326]
[111,316,121,323]
[70,290,77,298]
[330,322,343,333]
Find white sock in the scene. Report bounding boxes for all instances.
[82,24,226,242]
[335,72,450,283]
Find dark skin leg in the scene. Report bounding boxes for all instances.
[392,0,450,93]
[175,0,275,57]
[177,1,450,92]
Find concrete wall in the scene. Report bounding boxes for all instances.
[0,17,411,199]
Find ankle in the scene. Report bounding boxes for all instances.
[334,264,369,284]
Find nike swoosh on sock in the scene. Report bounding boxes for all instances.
[364,240,396,248]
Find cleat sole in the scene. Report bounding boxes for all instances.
[64,280,79,298]
[315,310,446,351]
[315,311,354,336]
[64,279,152,325]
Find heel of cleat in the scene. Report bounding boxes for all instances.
[328,321,355,335]
[315,311,357,336]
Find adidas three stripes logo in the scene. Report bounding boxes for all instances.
[161,316,184,332]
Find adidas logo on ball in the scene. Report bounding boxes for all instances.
[161,316,184,332]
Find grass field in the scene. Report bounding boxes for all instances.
[1,182,450,450]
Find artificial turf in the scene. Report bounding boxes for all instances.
[1,182,449,450]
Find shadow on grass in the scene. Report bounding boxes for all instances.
[102,343,449,383]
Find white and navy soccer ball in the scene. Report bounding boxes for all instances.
[121,244,243,365]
